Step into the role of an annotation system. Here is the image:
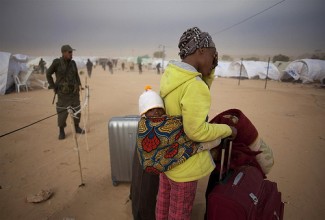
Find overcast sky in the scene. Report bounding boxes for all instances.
[0,0,324,58]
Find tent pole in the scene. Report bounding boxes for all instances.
[238,58,243,86]
[159,44,166,73]
[265,57,270,89]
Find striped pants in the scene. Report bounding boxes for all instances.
[156,173,198,220]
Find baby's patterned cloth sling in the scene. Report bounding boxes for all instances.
[136,116,200,174]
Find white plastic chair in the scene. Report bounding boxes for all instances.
[13,75,28,93]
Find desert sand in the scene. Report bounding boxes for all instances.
[0,66,324,220]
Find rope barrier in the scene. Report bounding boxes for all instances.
[0,110,65,138]
[0,87,90,139]
[73,87,89,116]
[1,81,90,191]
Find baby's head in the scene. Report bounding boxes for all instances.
[139,85,166,117]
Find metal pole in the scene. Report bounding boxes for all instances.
[226,141,233,176]
[265,57,270,89]
[238,58,243,86]
[219,149,225,182]
[161,45,165,73]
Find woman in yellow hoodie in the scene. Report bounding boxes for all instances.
[156,27,237,220]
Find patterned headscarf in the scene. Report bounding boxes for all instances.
[178,27,215,59]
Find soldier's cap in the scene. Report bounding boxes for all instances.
[61,45,75,53]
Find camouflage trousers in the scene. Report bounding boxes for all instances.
[56,93,81,128]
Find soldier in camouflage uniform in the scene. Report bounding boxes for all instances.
[46,45,84,140]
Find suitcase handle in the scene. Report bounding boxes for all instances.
[219,138,233,182]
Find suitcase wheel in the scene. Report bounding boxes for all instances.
[112,181,118,186]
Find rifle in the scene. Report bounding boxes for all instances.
[52,84,62,105]
[52,91,56,104]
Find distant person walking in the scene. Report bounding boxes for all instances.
[107,60,114,74]
[46,44,85,140]
[156,63,161,74]
[39,58,46,74]
[130,63,135,71]
[137,56,142,74]
[121,62,125,71]
[101,62,106,71]
[86,59,93,78]
[113,59,118,67]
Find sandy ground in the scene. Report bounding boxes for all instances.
[0,66,324,220]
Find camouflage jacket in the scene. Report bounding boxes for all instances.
[46,57,81,94]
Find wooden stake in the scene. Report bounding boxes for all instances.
[81,106,90,152]
[68,108,85,187]
[79,82,90,152]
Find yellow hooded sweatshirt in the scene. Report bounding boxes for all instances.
[160,60,232,182]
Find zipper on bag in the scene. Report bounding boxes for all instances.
[249,193,259,205]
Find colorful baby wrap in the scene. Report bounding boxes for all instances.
[136,116,200,175]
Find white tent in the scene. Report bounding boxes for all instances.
[152,58,169,70]
[123,56,169,71]
[27,56,55,73]
[282,59,325,84]
[0,52,11,95]
[227,61,280,80]
[214,61,231,77]
[273,61,289,73]
[0,52,29,95]
[74,56,97,70]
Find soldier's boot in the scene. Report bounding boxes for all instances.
[59,127,65,140]
[75,125,85,134]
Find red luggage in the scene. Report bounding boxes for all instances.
[206,140,284,220]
